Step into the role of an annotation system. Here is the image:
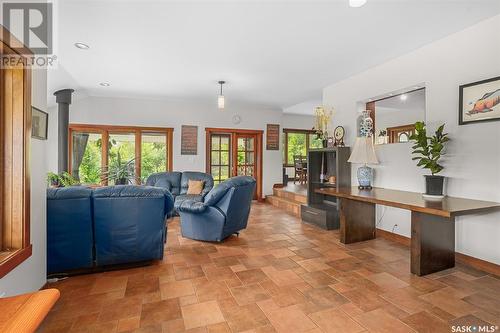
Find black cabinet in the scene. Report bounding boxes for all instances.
[301,147,351,230]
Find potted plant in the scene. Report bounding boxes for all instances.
[46,172,60,188]
[410,121,449,198]
[46,172,80,188]
[102,155,136,185]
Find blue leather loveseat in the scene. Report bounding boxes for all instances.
[176,176,256,242]
[47,185,173,274]
[145,171,214,215]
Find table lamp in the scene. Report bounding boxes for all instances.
[348,136,379,189]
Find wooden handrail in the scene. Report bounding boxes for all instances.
[0,289,60,333]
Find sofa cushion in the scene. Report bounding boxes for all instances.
[174,194,203,210]
[145,172,182,196]
[180,172,214,197]
[187,180,204,195]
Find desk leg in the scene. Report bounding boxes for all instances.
[411,212,455,276]
[340,198,376,244]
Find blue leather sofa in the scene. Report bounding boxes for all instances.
[176,176,256,242]
[145,171,214,215]
[47,185,174,274]
[47,186,94,274]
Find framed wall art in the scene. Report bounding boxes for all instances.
[459,76,500,125]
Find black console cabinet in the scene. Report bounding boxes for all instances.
[301,147,351,230]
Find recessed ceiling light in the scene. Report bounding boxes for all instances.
[74,42,90,50]
[99,82,110,87]
[349,0,367,8]
[400,94,408,101]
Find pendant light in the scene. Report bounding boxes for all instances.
[218,81,225,110]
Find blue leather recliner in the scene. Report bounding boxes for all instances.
[47,185,174,274]
[145,171,214,215]
[176,176,256,242]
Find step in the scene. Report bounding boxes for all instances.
[266,195,302,218]
[273,187,307,204]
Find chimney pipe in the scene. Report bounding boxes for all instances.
[53,89,74,173]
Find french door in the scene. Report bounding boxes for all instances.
[206,128,263,200]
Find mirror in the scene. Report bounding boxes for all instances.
[368,88,426,145]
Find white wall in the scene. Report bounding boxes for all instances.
[47,96,316,196]
[323,15,500,264]
[0,68,48,296]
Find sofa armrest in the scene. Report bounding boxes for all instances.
[176,200,208,214]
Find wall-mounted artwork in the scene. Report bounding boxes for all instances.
[32,107,48,140]
[459,76,500,125]
[266,124,280,150]
[181,125,198,155]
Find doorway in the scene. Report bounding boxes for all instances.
[206,128,263,200]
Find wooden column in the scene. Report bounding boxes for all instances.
[340,198,376,244]
[411,211,455,276]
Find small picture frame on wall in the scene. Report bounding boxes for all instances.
[31,107,48,140]
[459,76,500,125]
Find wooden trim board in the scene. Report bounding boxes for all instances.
[376,228,500,276]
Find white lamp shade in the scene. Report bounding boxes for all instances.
[218,95,225,109]
[348,137,379,165]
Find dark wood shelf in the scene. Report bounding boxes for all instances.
[302,147,351,230]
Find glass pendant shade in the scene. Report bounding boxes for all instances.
[218,94,225,110]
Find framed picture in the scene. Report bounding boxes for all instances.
[31,107,48,140]
[459,76,500,125]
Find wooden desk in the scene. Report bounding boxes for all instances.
[315,187,500,276]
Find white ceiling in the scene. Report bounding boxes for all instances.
[48,0,500,110]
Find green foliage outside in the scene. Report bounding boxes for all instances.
[284,133,322,165]
[141,142,167,183]
[78,138,101,184]
[77,135,168,185]
[410,122,449,175]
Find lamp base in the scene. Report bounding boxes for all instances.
[357,165,373,190]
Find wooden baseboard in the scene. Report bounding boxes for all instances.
[376,228,410,247]
[376,228,500,277]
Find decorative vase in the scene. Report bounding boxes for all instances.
[357,165,373,189]
[424,175,444,196]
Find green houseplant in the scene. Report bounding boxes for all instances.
[46,172,79,188]
[409,121,449,197]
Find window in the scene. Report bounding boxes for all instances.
[283,129,321,166]
[1,31,32,277]
[69,125,173,185]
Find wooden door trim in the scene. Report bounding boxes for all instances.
[205,128,263,201]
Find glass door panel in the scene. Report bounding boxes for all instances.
[71,132,102,184]
[108,133,136,185]
[236,136,256,177]
[141,132,167,184]
[210,134,231,185]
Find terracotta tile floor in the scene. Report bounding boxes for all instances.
[39,203,500,333]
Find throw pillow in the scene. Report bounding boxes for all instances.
[187,180,205,195]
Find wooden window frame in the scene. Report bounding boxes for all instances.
[0,26,33,278]
[205,128,263,201]
[68,124,174,185]
[282,128,317,167]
